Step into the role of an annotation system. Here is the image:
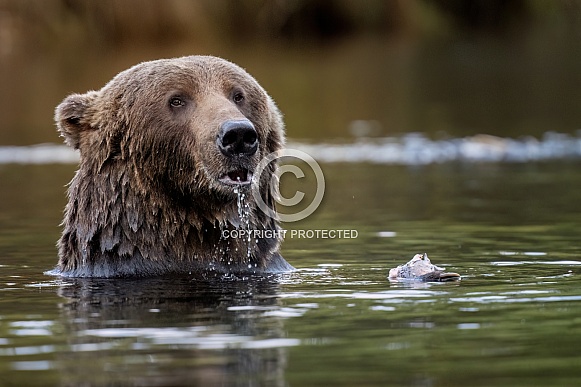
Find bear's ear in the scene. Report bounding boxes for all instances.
[55,92,98,149]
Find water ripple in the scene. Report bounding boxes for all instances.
[78,327,300,350]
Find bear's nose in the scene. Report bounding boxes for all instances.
[217,120,258,157]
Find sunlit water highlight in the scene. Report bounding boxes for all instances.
[2,131,581,165]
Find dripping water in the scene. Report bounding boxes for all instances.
[234,184,253,259]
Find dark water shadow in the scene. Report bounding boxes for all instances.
[54,275,291,386]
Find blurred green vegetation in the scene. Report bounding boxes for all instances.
[0,0,581,144]
[2,0,580,50]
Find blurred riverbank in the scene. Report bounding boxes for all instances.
[1,0,581,145]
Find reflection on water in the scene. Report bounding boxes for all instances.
[52,276,292,386]
[1,160,581,385]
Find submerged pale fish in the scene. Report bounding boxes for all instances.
[388,253,461,282]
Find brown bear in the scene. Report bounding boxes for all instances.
[51,55,294,277]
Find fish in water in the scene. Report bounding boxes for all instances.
[388,253,461,282]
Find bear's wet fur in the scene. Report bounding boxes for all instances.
[52,55,293,277]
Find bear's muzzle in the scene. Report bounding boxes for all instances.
[217,119,258,157]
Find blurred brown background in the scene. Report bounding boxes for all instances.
[1,0,581,145]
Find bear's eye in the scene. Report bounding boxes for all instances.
[233,92,245,104]
[169,97,185,108]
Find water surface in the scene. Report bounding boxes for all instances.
[1,160,581,386]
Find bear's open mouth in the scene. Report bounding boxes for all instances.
[219,169,253,185]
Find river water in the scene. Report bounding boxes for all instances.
[1,145,580,386]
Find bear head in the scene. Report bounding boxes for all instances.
[52,56,291,277]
